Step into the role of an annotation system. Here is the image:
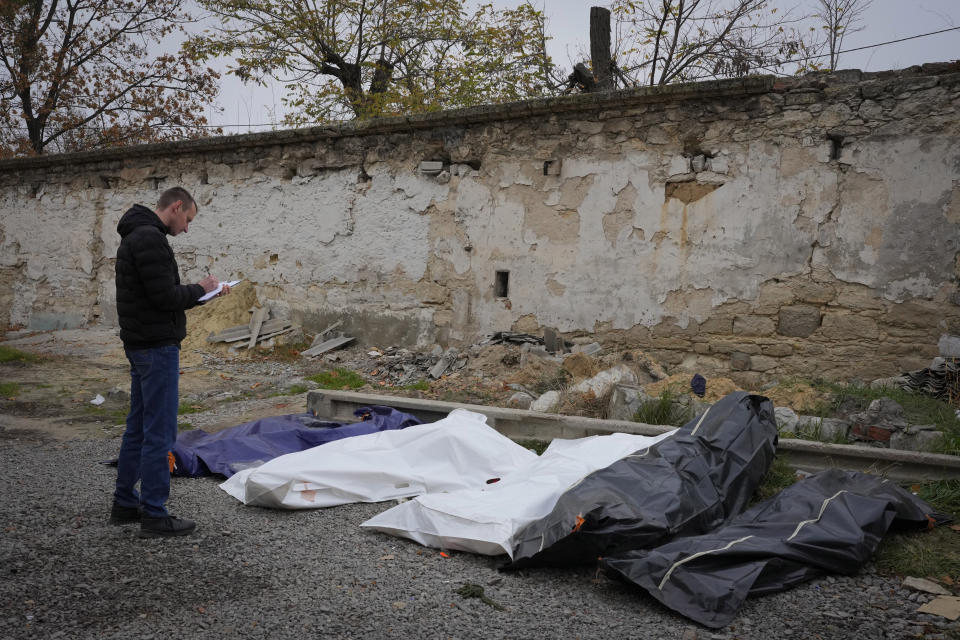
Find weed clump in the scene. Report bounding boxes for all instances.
[307,368,366,390]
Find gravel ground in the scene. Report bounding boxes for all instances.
[1,437,958,640]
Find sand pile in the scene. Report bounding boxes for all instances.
[760,381,828,413]
[644,373,740,403]
[182,281,259,354]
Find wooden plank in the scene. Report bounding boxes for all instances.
[208,318,290,343]
[311,320,343,347]
[301,336,354,357]
[247,307,269,350]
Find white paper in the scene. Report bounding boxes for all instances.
[198,280,241,302]
[90,394,105,406]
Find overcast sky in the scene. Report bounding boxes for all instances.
[204,0,959,132]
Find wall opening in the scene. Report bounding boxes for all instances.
[494,270,510,298]
[828,134,844,161]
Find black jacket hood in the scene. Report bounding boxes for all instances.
[117,204,168,238]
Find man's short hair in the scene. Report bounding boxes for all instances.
[157,187,197,214]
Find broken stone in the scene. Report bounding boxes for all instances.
[850,397,908,444]
[429,348,460,378]
[796,415,850,441]
[774,407,800,433]
[902,577,951,596]
[570,364,638,398]
[508,392,534,410]
[917,596,960,621]
[608,385,652,421]
[530,390,561,413]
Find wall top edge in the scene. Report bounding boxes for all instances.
[1,61,957,173]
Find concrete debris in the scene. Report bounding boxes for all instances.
[570,364,638,398]
[796,416,851,442]
[530,390,561,413]
[481,332,543,346]
[301,335,355,358]
[247,307,269,350]
[570,342,602,356]
[207,318,295,346]
[311,321,343,346]
[899,357,959,402]
[902,577,951,596]
[430,348,460,379]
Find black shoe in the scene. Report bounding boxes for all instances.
[109,503,142,525]
[138,515,196,538]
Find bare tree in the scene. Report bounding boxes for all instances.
[0,0,221,157]
[814,0,873,71]
[609,0,814,87]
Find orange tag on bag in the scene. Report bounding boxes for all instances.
[168,451,176,473]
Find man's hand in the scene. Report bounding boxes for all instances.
[218,284,231,297]
[199,274,218,293]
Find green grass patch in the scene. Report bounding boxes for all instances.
[307,368,366,390]
[633,390,694,427]
[809,380,960,454]
[0,346,41,364]
[268,383,310,397]
[83,405,129,423]
[178,421,194,431]
[531,369,570,395]
[516,439,549,455]
[749,455,800,506]
[875,480,960,581]
[0,381,21,397]
[178,402,204,415]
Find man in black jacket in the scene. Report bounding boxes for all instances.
[111,186,229,538]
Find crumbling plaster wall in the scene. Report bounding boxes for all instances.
[2,63,959,383]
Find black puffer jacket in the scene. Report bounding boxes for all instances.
[115,204,204,349]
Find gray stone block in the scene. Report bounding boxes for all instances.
[778,305,821,337]
[508,392,534,410]
[938,334,960,357]
[730,352,751,370]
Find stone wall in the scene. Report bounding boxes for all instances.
[2,63,959,384]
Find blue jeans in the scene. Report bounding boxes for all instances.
[114,345,180,517]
